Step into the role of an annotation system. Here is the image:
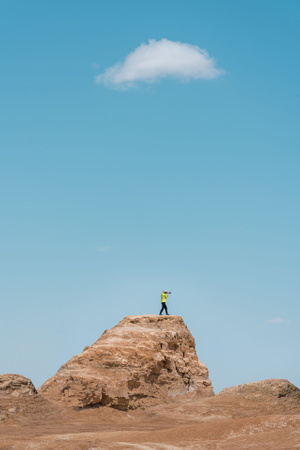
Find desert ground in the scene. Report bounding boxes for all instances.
[1,384,299,449]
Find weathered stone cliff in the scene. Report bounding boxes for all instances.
[39,315,213,410]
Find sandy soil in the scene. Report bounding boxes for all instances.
[1,390,299,449]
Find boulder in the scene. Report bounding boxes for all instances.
[39,315,213,410]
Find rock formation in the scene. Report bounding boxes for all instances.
[0,374,63,424]
[39,315,213,410]
[217,378,300,413]
[218,378,300,400]
[0,374,37,398]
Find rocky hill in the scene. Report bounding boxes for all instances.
[39,315,213,409]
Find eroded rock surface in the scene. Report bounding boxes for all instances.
[217,378,300,413]
[0,374,37,397]
[39,315,213,410]
[0,374,64,424]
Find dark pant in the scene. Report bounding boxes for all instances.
[159,302,169,315]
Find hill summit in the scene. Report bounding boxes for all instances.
[39,315,213,410]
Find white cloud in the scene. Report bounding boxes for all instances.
[267,317,286,324]
[98,246,110,252]
[95,39,223,89]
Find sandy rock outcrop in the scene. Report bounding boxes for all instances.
[0,374,37,397]
[39,315,213,410]
[218,378,300,401]
[0,374,63,424]
[217,378,300,413]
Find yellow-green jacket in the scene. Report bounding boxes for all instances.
[161,292,168,303]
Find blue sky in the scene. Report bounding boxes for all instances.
[1,0,299,393]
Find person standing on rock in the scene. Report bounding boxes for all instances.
[159,290,171,315]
